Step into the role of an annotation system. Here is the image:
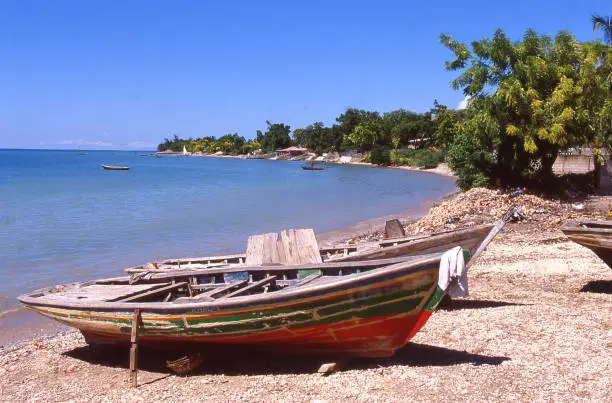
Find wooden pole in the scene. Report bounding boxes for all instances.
[130,308,141,388]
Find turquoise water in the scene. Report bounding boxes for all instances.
[0,149,456,318]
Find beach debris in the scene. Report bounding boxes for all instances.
[166,352,205,376]
[318,361,346,375]
[405,187,586,234]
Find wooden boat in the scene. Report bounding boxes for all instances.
[101,164,130,171]
[561,220,612,267]
[123,224,497,274]
[18,210,511,358]
[302,162,325,171]
[19,253,471,358]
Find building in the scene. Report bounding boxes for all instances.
[275,146,307,158]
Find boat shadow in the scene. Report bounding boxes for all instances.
[359,342,509,368]
[438,296,527,310]
[63,341,508,376]
[580,280,612,294]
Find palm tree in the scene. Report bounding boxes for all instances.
[592,14,612,44]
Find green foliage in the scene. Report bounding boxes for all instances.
[292,122,333,154]
[441,28,612,188]
[592,14,612,44]
[369,147,392,165]
[157,134,257,155]
[446,128,492,190]
[347,121,381,150]
[390,149,444,169]
[432,101,462,150]
[260,121,292,152]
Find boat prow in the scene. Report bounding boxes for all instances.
[561,220,612,268]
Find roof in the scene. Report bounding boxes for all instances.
[280,146,307,152]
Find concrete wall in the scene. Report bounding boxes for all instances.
[552,154,595,175]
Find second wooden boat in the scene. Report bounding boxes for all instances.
[124,223,496,274]
[561,220,612,268]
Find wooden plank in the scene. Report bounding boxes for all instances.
[385,219,406,239]
[196,280,249,300]
[294,229,321,264]
[276,272,322,287]
[280,228,322,265]
[276,239,287,265]
[261,233,280,264]
[246,233,279,265]
[100,284,171,302]
[190,283,228,291]
[116,282,188,303]
[221,276,277,299]
[130,309,140,388]
[43,284,171,302]
[147,255,430,281]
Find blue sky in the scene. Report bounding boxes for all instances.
[0,0,609,150]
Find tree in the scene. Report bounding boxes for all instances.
[260,121,292,151]
[441,29,612,188]
[347,121,381,150]
[292,122,333,154]
[592,14,612,44]
[431,101,462,150]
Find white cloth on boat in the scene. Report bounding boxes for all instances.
[438,246,469,298]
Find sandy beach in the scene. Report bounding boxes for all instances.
[1,189,610,402]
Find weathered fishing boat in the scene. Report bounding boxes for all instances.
[561,220,612,268]
[20,253,465,358]
[18,209,513,358]
[101,164,130,170]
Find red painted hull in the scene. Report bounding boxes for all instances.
[82,310,434,357]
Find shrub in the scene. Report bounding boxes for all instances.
[369,147,392,165]
[389,149,444,169]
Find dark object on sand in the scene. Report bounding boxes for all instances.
[561,220,612,268]
[384,219,406,239]
[101,164,129,171]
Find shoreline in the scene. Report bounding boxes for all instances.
[159,151,459,179]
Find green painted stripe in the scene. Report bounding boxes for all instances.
[423,286,445,312]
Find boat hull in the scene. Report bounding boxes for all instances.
[561,221,612,268]
[23,259,444,357]
[101,164,129,170]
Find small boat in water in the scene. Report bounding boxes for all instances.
[101,164,130,171]
[302,161,325,171]
[18,209,514,357]
[561,220,612,268]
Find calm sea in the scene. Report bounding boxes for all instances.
[0,149,456,332]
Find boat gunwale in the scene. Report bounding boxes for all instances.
[17,254,442,312]
[561,220,612,234]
